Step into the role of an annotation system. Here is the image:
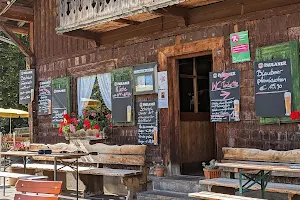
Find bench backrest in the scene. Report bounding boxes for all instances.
[14,180,62,200]
[223,147,300,164]
[30,142,147,166]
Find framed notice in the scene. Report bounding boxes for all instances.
[254,59,293,117]
[133,62,157,95]
[209,70,241,122]
[230,31,251,63]
[136,100,158,145]
[19,69,35,104]
[38,79,52,115]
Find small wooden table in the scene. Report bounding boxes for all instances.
[0,151,87,199]
[216,162,300,199]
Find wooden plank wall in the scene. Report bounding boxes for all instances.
[34,0,300,166]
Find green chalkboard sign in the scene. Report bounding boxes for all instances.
[111,67,135,126]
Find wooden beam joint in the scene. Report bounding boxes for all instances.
[61,29,101,47]
[0,23,33,57]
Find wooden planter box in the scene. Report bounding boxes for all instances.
[203,169,221,179]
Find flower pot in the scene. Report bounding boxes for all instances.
[155,167,165,177]
[203,169,221,179]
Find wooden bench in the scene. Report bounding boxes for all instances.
[14,179,62,200]
[10,142,147,200]
[200,178,300,198]
[189,191,265,200]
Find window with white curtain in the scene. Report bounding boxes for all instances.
[77,73,112,116]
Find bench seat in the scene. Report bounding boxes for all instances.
[200,178,300,195]
[0,171,47,180]
[189,191,265,200]
[11,164,142,177]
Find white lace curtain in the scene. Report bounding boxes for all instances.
[77,75,96,116]
[97,73,112,111]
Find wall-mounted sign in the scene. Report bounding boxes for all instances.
[230,30,251,63]
[52,88,68,125]
[19,69,35,104]
[133,62,157,95]
[38,79,52,115]
[254,59,293,117]
[111,67,134,124]
[209,70,241,122]
[158,71,168,109]
[136,100,158,145]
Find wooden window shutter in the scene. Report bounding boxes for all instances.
[255,41,300,124]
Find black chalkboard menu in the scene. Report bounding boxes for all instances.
[19,69,35,104]
[209,70,240,122]
[136,100,158,145]
[112,81,133,122]
[254,59,293,117]
[52,88,68,125]
[38,79,52,115]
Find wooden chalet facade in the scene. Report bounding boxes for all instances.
[4,0,300,176]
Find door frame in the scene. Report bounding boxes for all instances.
[158,37,226,175]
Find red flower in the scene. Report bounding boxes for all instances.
[95,133,100,138]
[290,111,300,120]
[94,124,100,130]
[83,110,88,117]
[109,123,113,128]
[72,118,78,125]
[58,122,64,135]
[106,114,112,121]
[83,119,91,129]
[71,112,76,117]
[63,114,71,124]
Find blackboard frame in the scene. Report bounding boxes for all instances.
[19,69,35,105]
[38,79,52,115]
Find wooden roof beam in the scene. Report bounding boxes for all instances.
[0,23,33,57]
[152,6,189,26]
[0,3,33,22]
[114,18,141,25]
[0,24,29,35]
[61,29,101,47]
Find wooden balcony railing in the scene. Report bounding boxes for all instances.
[56,0,186,34]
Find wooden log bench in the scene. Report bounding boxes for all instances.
[189,191,265,200]
[10,142,147,200]
[14,179,62,200]
[200,178,300,199]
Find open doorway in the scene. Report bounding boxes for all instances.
[179,55,216,176]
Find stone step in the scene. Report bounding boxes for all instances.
[152,175,206,193]
[137,190,198,200]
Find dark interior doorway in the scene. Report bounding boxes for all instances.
[178,54,216,176]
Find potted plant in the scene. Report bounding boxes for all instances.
[202,159,221,179]
[155,161,165,177]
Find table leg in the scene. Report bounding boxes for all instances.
[76,158,79,200]
[23,156,27,174]
[261,170,265,199]
[3,156,6,196]
[54,157,57,181]
[238,168,243,196]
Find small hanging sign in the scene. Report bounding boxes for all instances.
[158,71,168,109]
[230,30,251,63]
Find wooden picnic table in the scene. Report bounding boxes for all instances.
[0,151,87,199]
[216,162,300,199]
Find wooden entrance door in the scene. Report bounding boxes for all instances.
[178,55,215,175]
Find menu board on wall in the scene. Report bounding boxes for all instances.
[136,100,158,145]
[38,79,52,115]
[52,88,68,125]
[209,70,241,122]
[111,68,134,124]
[254,59,293,117]
[19,69,35,104]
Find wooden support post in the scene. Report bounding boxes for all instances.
[121,176,142,200]
[193,57,198,113]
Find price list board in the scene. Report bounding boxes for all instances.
[254,59,293,117]
[19,69,35,104]
[38,79,52,115]
[136,100,158,145]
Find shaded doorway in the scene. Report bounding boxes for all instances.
[178,55,216,175]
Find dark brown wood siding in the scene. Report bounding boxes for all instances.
[34,0,300,166]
